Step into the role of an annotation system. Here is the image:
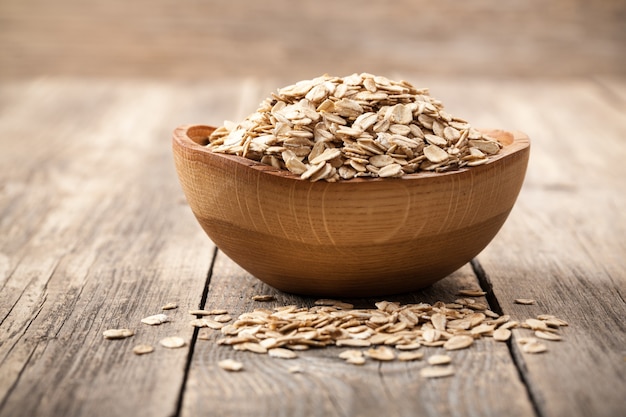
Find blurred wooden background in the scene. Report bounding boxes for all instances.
[1,0,624,80]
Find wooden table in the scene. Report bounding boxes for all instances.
[1,76,624,417]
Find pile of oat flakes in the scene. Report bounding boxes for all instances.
[103,292,567,379]
[206,73,502,182]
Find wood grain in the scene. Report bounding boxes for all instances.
[0,81,220,417]
[449,79,626,417]
[182,253,536,417]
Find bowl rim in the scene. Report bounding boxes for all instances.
[173,125,530,183]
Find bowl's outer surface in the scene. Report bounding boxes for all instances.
[173,125,530,297]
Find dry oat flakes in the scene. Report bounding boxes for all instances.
[141,314,169,326]
[159,336,186,349]
[140,295,568,372]
[514,298,536,305]
[427,354,452,366]
[103,329,134,340]
[206,73,502,182]
[397,351,424,362]
[522,341,548,354]
[132,344,154,355]
[218,359,244,372]
[252,295,276,302]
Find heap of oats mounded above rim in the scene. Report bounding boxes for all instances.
[206,73,502,182]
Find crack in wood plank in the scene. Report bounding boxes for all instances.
[172,246,219,417]
[471,258,544,417]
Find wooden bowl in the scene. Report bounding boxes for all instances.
[173,125,530,297]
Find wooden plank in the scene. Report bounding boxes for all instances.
[460,79,626,417]
[0,80,228,417]
[181,252,536,417]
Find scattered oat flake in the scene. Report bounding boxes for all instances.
[470,323,495,335]
[444,335,474,351]
[161,302,178,310]
[213,315,233,323]
[499,321,519,330]
[133,344,154,355]
[339,350,366,365]
[189,318,208,328]
[252,295,276,302]
[522,341,548,354]
[524,318,549,331]
[189,309,221,316]
[514,298,536,305]
[396,342,421,350]
[268,348,298,359]
[365,346,396,361]
[159,337,186,349]
[347,356,367,365]
[484,310,500,318]
[397,351,424,361]
[542,317,569,327]
[218,359,244,372]
[190,318,224,329]
[458,289,487,297]
[466,301,488,311]
[422,328,440,343]
[339,349,363,360]
[290,344,311,351]
[336,339,371,347]
[535,330,562,341]
[314,299,354,309]
[189,309,208,316]
[493,327,512,342]
[239,342,267,354]
[427,354,452,365]
[430,313,447,331]
[103,329,134,340]
[141,314,169,326]
[288,365,303,373]
[420,366,455,378]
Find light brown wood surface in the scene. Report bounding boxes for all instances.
[467,80,626,417]
[0,81,217,417]
[1,77,624,417]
